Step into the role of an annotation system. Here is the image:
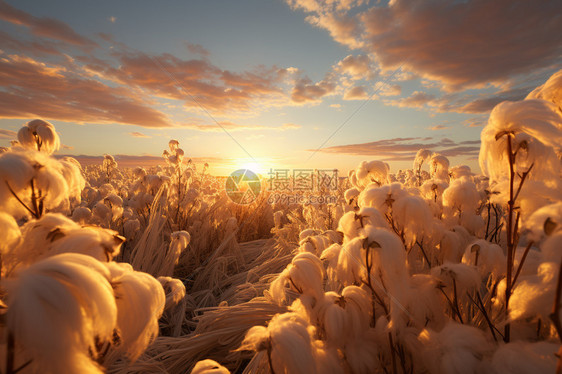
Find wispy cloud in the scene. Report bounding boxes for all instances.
[0,0,97,47]
[427,124,451,131]
[0,128,16,139]
[311,137,480,161]
[181,121,301,132]
[129,131,151,138]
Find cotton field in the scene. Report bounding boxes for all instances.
[0,69,561,374]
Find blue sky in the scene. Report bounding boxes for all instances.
[1,0,560,174]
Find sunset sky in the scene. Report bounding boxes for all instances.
[0,0,561,175]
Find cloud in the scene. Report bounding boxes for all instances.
[343,85,368,100]
[108,16,116,23]
[181,121,301,132]
[184,42,210,57]
[377,83,401,97]
[61,144,73,150]
[427,124,451,131]
[291,76,336,103]
[337,54,374,80]
[312,136,480,161]
[0,54,171,127]
[287,0,562,91]
[0,1,97,47]
[129,132,151,138]
[392,91,435,108]
[78,51,288,114]
[0,128,16,139]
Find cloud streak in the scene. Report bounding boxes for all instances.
[312,137,480,161]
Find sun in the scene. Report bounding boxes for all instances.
[239,161,267,175]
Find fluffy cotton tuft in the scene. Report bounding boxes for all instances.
[17,119,60,154]
[5,253,116,374]
[191,359,230,374]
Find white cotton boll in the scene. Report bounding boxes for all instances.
[337,207,389,242]
[391,194,435,247]
[0,151,35,216]
[123,218,141,239]
[270,252,325,304]
[431,262,480,293]
[336,237,365,286]
[17,119,60,154]
[490,341,558,374]
[509,262,557,321]
[358,182,408,213]
[420,179,448,204]
[522,202,562,242]
[106,262,165,361]
[355,160,390,188]
[449,165,473,180]
[430,154,450,181]
[58,157,85,201]
[299,235,332,256]
[240,312,317,374]
[461,240,505,280]
[341,285,371,335]
[344,187,360,206]
[414,149,432,171]
[93,200,112,226]
[299,228,322,241]
[438,229,464,264]
[168,139,180,151]
[526,69,562,113]
[133,166,147,179]
[418,322,490,374]
[47,226,125,262]
[71,206,92,224]
[0,212,21,255]
[317,292,349,346]
[443,177,481,215]
[157,276,186,308]
[479,99,562,183]
[5,253,116,374]
[191,359,230,374]
[408,274,447,329]
[459,213,486,237]
[360,226,408,284]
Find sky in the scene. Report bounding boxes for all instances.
[0,0,561,175]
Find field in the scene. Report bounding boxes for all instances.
[0,70,562,374]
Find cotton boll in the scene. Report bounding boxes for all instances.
[317,292,349,346]
[360,226,408,285]
[391,194,435,247]
[443,177,481,216]
[312,341,344,374]
[479,99,562,183]
[191,359,230,374]
[418,322,490,374]
[414,149,432,172]
[0,212,21,255]
[522,202,562,242]
[461,240,505,280]
[299,228,322,241]
[17,119,60,154]
[71,206,92,224]
[490,341,558,374]
[240,312,317,374]
[106,262,165,361]
[355,160,390,188]
[93,200,112,226]
[58,157,85,201]
[337,207,389,242]
[509,262,557,321]
[431,262,481,294]
[344,187,360,207]
[358,182,408,214]
[407,274,448,330]
[341,285,372,335]
[270,252,325,304]
[336,236,365,286]
[526,69,562,114]
[449,165,473,180]
[157,276,186,308]
[5,253,116,374]
[430,154,450,181]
